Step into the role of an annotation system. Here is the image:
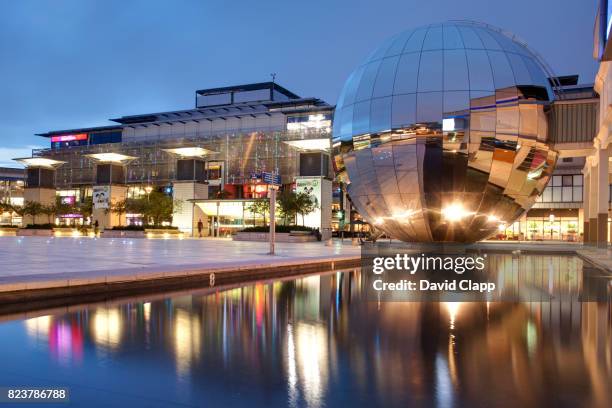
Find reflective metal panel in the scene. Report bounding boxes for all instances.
[333,21,558,242]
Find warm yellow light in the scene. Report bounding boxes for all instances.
[498,224,506,231]
[163,147,214,157]
[374,217,384,225]
[442,203,472,222]
[284,138,331,151]
[144,186,153,194]
[14,157,65,168]
[86,153,136,163]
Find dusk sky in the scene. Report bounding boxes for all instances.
[0,0,598,167]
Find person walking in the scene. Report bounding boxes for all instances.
[197,218,204,238]
[93,220,99,237]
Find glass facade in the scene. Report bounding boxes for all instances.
[537,174,583,203]
[333,21,558,243]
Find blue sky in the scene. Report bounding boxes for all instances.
[0,0,599,166]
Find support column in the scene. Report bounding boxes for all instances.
[583,170,590,244]
[22,166,58,226]
[172,181,208,236]
[596,146,610,248]
[589,161,598,246]
[91,162,129,230]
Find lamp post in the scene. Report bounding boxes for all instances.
[268,185,278,255]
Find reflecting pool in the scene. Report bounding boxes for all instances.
[0,255,611,407]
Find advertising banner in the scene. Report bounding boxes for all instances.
[92,186,110,209]
[295,176,321,229]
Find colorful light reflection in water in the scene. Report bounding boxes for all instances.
[0,254,610,407]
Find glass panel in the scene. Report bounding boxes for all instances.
[487,50,515,88]
[506,53,531,85]
[352,101,371,135]
[573,174,583,186]
[466,50,495,91]
[372,56,400,98]
[542,186,552,202]
[370,97,392,133]
[443,91,470,115]
[457,26,484,49]
[385,30,413,57]
[521,56,551,98]
[416,92,443,123]
[422,25,443,50]
[552,175,561,186]
[355,60,381,102]
[443,24,464,49]
[473,27,502,50]
[417,51,443,92]
[391,94,417,129]
[553,187,561,201]
[403,27,427,53]
[394,53,420,94]
[573,186,583,201]
[562,186,572,201]
[562,175,573,186]
[444,50,470,91]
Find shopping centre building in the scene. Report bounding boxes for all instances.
[11,82,345,236]
[5,16,612,243]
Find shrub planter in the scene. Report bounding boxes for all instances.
[101,229,146,239]
[233,231,317,243]
[17,228,54,237]
[144,228,183,239]
[0,227,18,236]
[52,228,82,237]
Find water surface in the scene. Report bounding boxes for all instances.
[0,254,611,407]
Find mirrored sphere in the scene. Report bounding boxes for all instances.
[333,21,558,243]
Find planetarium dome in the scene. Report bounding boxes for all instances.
[333,21,559,242]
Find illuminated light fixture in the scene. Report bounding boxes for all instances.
[163,147,215,158]
[284,138,331,151]
[374,217,384,225]
[50,133,87,143]
[86,152,136,163]
[14,157,65,168]
[442,203,473,222]
[487,215,500,223]
[442,118,456,131]
[498,224,506,231]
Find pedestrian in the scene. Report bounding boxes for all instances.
[197,218,204,238]
[93,220,99,237]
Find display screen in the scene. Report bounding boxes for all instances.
[50,133,88,143]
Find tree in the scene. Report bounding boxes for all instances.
[40,203,57,224]
[246,198,269,227]
[277,190,298,226]
[78,196,93,223]
[20,201,44,225]
[295,192,318,226]
[142,191,175,227]
[109,199,128,226]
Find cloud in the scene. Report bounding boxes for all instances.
[0,145,44,168]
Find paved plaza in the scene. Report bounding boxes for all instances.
[0,236,361,289]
